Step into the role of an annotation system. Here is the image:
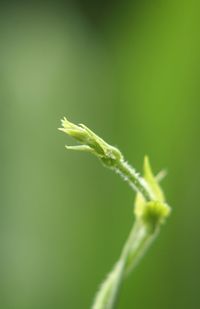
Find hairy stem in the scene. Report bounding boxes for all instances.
[92,220,157,309]
[59,118,171,309]
[113,160,153,201]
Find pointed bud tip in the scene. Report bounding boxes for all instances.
[58,127,65,132]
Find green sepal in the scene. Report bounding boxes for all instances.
[134,156,168,222]
[143,156,165,202]
[141,201,171,233]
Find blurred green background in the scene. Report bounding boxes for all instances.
[0,1,200,308]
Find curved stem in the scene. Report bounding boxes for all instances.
[59,118,153,201]
[92,260,125,309]
[113,160,153,201]
[92,220,157,309]
[59,118,170,309]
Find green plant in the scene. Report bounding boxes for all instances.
[59,117,171,309]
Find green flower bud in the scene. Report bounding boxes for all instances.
[141,201,171,233]
[59,117,122,167]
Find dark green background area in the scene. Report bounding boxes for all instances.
[0,1,200,308]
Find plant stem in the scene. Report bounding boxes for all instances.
[59,118,171,309]
[92,220,157,309]
[59,118,153,202]
[113,160,153,201]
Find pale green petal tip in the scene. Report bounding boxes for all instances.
[156,169,168,183]
[66,145,94,153]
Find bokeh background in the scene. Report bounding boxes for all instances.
[0,1,200,308]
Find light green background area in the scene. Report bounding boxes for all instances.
[0,1,200,308]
